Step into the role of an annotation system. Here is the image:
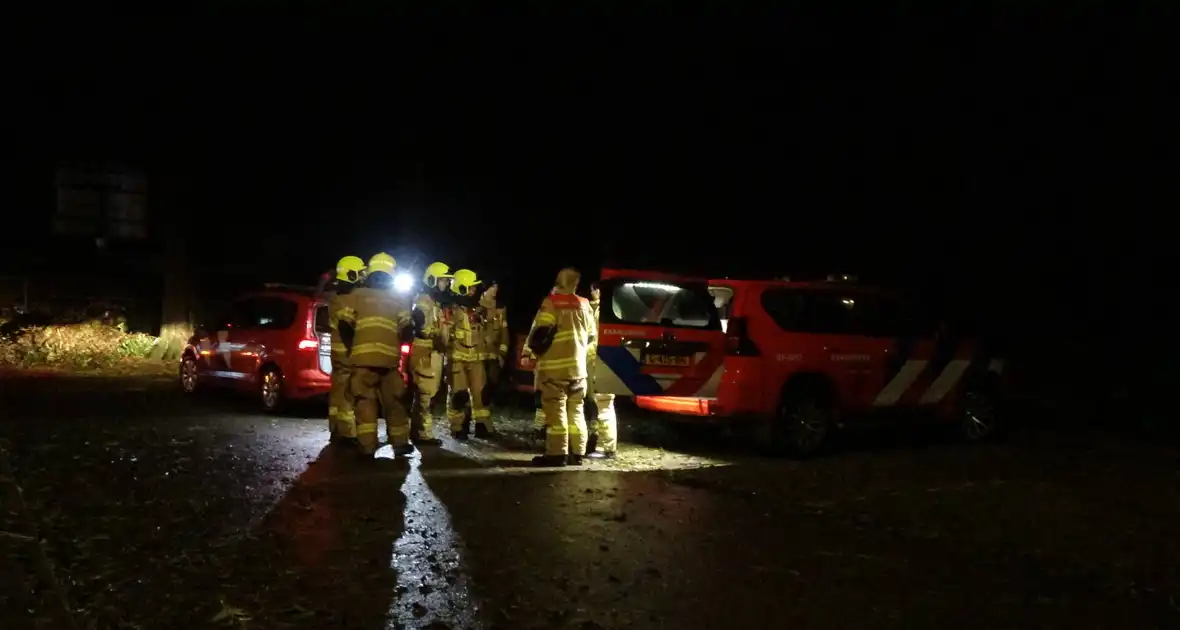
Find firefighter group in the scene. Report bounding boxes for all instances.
[326,253,617,467]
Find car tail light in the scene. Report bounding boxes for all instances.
[724,316,760,356]
[298,339,319,350]
[400,344,410,355]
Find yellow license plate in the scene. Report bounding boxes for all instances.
[643,354,692,367]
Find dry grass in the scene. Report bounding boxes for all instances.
[0,321,158,370]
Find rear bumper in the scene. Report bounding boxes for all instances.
[287,369,332,399]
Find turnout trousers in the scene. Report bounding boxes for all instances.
[540,377,588,457]
[350,366,410,454]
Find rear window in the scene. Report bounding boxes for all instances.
[315,305,330,333]
[233,297,299,331]
[760,288,909,337]
[605,279,720,329]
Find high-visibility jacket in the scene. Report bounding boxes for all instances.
[412,292,445,352]
[531,291,595,380]
[448,306,482,363]
[348,287,412,369]
[478,296,510,361]
[328,288,359,365]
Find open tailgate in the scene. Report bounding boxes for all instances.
[595,268,726,397]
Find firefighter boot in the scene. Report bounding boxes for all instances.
[587,450,616,460]
[567,454,584,466]
[531,454,567,467]
[393,443,416,458]
[474,422,493,439]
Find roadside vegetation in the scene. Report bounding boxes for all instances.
[0,318,161,371]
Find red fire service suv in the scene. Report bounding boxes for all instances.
[519,269,1005,457]
[180,283,411,412]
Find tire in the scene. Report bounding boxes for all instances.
[959,378,1000,442]
[259,366,284,413]
[772,390,834,458]
[180,356,199,394]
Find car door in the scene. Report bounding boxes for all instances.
[205,299,254,382]
[232,296,299,381]
[595,269,726,397]
[758,287,887,410]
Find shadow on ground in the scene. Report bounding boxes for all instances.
[182,446,410,629]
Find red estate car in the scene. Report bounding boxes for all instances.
[518,269,1006,456]
[179,284,413,412]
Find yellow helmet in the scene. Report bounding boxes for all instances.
[423,262,453,288]
[335,255,367,282]
[367,252,396,276]
[451,269,481,295]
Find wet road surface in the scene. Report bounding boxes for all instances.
[2,374,1180,629]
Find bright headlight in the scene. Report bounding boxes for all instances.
[393,272,415,293]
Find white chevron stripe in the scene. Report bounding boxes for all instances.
[919,359,972,405]
[593,357,634,397]
[873,359,928,407]
[693,365,725,397]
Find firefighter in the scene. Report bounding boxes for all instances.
[327,255,366,445]
[446,268,492,439]
[347,252,415,458]
[478,280,510,419]
[408,263,452,446]
[585,281,617,459]
[528,268,595,466]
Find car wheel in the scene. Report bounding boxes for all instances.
[772,391,833,458]
[260,367,284,413]
[960,379,1000,442]
[180,356,199,394]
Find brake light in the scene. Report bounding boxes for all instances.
[724,316,760,356]
[400,344,410,355]
[298,339,319,350]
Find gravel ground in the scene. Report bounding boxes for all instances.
[2,373,1179,629]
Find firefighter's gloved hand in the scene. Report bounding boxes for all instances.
[528,326,556,356]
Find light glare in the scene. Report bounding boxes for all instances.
[393,272,415,293]
[626,281,682,292]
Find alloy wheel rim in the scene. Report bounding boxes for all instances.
[964,391,994,438]
[262,372,279,407]
[182,361,196,392]
[789,401,827,447]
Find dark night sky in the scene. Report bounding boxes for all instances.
[7,7,1172,334]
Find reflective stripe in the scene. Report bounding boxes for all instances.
[537,356,580,371]
[356,317,400,333]
[452,351,480,362]
[535,312,557,326]
[473,408,491,419]
[331,343,348,353]
[357,422,378,434]
[413,338,435,348]
[553,330,574,342]
[351,342,401,358]
[339,409,355,420]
